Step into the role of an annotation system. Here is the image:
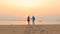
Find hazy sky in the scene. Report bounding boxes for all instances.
[0,0,60,21]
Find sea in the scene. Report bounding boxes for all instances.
[0,20,60,25]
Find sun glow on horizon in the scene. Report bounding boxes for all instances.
[0,0,60,18]
[16,0,45,16]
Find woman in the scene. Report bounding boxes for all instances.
[27,16,30,25]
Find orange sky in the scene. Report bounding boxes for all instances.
[0,0,60,19]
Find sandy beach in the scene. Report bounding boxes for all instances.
[0,0,60,34]
[0,25,60,34]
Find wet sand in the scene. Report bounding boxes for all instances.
[0,25,60,34]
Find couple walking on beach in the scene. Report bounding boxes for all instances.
[27,16,35,25]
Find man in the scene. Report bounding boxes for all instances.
[32,16,35,24]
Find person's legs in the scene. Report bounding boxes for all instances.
[32,20,35,25]
[28,21,30,25]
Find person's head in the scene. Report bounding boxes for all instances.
[32,16,35,17]
[28,16,29,17]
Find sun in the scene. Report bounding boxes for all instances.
[16,0,32,7]
[21,0,33,7]
[16,0,43,7]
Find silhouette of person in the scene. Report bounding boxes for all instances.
[32,16,35,24]
[27,16,30,25]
